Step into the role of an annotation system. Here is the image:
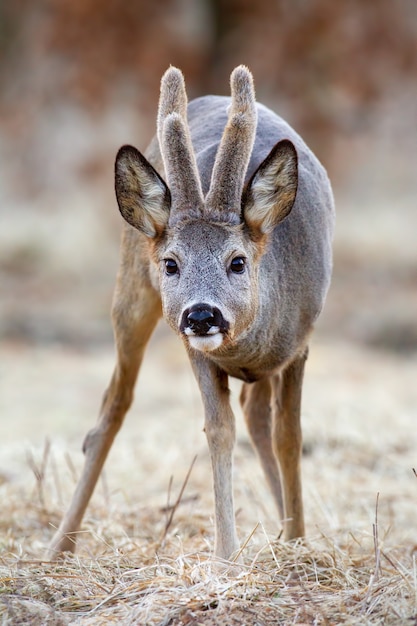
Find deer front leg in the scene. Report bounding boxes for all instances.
[47,283,161,558]
[271,349,308,541]
[240,378,284,520]
[190,355,239,560]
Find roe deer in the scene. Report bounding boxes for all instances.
[48,66,334,561]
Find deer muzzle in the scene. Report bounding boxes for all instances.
[180,303,229,352]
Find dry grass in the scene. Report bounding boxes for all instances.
[1,501,416,625]
[1,335,417,624]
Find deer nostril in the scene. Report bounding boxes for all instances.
[180,304,229,336]
[187,308,215,335]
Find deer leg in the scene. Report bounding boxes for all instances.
[240,379,284,520]
[47,283,161,557]
[271,349,308,541]
[190,355,239,560]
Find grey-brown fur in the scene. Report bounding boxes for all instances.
[48,66,334,562]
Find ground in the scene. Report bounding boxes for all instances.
[1,320,417,624]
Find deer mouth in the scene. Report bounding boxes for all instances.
[185,331,225,353]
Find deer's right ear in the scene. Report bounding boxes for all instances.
[115,145,171,238]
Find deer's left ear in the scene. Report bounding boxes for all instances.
[242,139,298,235]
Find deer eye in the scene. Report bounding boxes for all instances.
[230,256,246,274]
[164,258,178,275]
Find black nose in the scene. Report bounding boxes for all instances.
[187,308,215,334]
[181,304,228,336]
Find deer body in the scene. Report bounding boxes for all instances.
[48,67,334,561]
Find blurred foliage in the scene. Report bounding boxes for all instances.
[0,0,417,143]
[1,0,416,153]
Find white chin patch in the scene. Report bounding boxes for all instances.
[188,333,224,352]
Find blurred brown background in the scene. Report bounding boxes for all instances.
[1,0,416,353]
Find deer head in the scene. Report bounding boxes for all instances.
[115,66,298,353]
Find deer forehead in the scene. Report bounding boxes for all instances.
[164,221,248,260]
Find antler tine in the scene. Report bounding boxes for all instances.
[206,65,258,221]
[230,65,256,114]
[157,67,204,218]
[157,67,187,147]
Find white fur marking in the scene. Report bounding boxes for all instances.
[188,333,224,352]
[184,326,220,336]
